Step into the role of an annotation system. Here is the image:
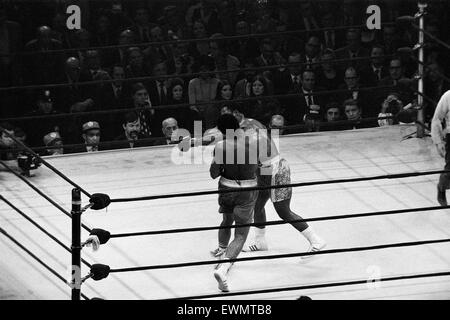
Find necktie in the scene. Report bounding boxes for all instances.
[159,82,167,105]
[139,110,151,136]
[376,69,381,81]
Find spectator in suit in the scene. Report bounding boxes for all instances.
[152,117,189,146]
[302,35,322,72]
[147,60,170,107]
[230,20,259,62]
[42,132,64,156]
[273,51,302,95]
[316,49,344,91]
[146,25,175,72]
[209,33,240,85]
[360,44,389,87]
[284,69,324,132]
[342,98,376,129]
[24,25,64,85]
[382,25,404,55]
[114,111,151,149]
[26,90,61,147]
[269,114,286,135]
[338,67,374,117]
[130,82,155,137]
[254,38,284,82]
[321,101,347,131]
[78,121,102,153]
[378,57,413,105]
[113,29,136,67]
[125,47,149,80]
[130,6,154,43]
[334,28,369,69]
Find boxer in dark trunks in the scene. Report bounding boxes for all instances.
[209,114,260,292]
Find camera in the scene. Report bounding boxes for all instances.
[386,98,401,114]
[17,153,41,177]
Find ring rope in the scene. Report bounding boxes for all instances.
[412,24,450,51]
[0,160,92,233]
[0,226,90,300]
[0,54,395,92]
[1,115,396,154]
[0,22,396,58]
[171,270,450,300]
[110,169,449,203]
[0,194,92,267]
[0,84,397,123]
[110,238,450,273]
[0,129,92,198]
[110,204,450,238]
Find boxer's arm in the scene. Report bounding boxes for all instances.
[210,143,223,179]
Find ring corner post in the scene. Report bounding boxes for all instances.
[71,188,82,300]
[416,0,427,138]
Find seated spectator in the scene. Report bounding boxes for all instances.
[130,6,154,43]
[424,63,450,122]
[215,80,238,111]
[283,69,325,132]
[115,111,151,149]
[321,101,347,131]
[209,33,240,85]
[42,132,64,156]
[234,59,257,99]
[342,99,376,130]
[146,25,174,69]
[153,117,190,146]
[360,44,389,87]
[302,35,322,72]
[24,25,64,84]
[246,74,280,126]
[334,28,369,69]
[69,121,102,153]
[316,49,344,91]
[254,38,284,81]
[147,60,170,107]
[378,57,413,105]
[338,67,374,117]
[0,122,17,160]
[319,11,344,50]
[188,20,210,58]
[273,51,302,95]
[113,29,137,67]
[57,56,95,113]
[130,82,155,137]
[377,93,405,127]
[83,50,109,81]
[269,114,286,135]
[188,55,220,130]
[164,77,194,133]
[0,4,21,88]
[229,20,260,62]
[125,47,149,80]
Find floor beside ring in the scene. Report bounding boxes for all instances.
[1,124,450,300]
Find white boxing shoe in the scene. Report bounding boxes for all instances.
[301,238,327,260]
[242,239,269,252]
[214,264,230,292]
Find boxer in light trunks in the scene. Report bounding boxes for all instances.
[227,107,326,256]
[209,114,260,292]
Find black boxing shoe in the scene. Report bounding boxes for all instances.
[437,185,447,206]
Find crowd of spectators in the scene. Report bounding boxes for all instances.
[0,0,449,159]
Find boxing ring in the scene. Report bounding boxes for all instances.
[1,124,450,300]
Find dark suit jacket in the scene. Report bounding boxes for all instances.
[113,133,154,149]
[334,46,370,69]
[272,69,301,95]
[337,85,376,117]
[283,88,326,132]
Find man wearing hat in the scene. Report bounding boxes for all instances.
[81,121,101,153]
[42,132,63,156]
[27,90,61,148]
